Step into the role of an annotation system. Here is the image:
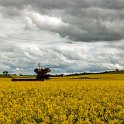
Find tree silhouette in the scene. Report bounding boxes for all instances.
[116,69,119,72]
[3,71,8,75]
[34,67,51,80]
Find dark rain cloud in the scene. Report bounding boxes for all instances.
[0,0,124,41]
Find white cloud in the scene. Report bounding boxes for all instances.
[0,1,124,74]
[1,36,124,74]
[22,7,68,32]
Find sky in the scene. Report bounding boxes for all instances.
[0,0,124,74]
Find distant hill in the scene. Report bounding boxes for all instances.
[0,70,123,78]
[65,70,124,77]
[0,74,11,78]
[100,70,124,74]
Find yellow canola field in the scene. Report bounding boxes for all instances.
[0,74,124,124]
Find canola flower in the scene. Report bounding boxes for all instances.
[0,76,124,124]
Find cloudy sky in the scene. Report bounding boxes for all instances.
[0,0,124,74]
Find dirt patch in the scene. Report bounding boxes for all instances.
[12,78,44,81]
[73,77,99,79]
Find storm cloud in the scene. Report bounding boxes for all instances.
[0,0,124,74]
